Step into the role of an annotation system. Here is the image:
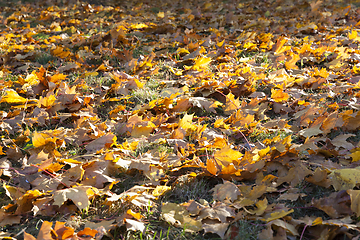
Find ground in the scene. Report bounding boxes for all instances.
[0,0,360,239]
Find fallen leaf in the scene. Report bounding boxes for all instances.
[212,181,240,202]
[53,186,95,210]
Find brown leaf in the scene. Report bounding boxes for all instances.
[53,186,95,210]
[202,223,229,239]
[36,221,55,240]
[212,181,240,202]
[312,191,352,218]
[85,133,116,153]
[347,189,360,217]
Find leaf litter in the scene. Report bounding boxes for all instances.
[0,0,360,239]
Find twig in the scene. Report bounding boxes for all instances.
[0,166,21,175]
[238,131,252,151]
[31,164,70,188]
[215,89,239,110]
[300,224,308,240]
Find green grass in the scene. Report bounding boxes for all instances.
[35,51,57,65]
[84,74,113,87]
[33,33,50,40]
[227,220,265,240]
[0,74,17,83]
[162,177,214,204]
[255,53,271,65]
[249,128,292,144]
[130,88,158,105]
[129,76,162,106]
[130,140,173,158]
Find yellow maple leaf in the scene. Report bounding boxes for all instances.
[243,42,257,51]
[152,186,171,197]
[285,52,300,70]
[312,217,322,226]
[130,23,148,29]
[32,132,56,148]
[271,89,289,103]
[353,65,360,75]
[351,149,360,162]
[52,46,71,58]
[49,73,67,84]
[246,198,268,215]
[224,92,240,114]
[126,209,144,220]
[349,30,360,41]
[273,36,289,55]
[131,122,155,138]
[213,145,243,167]
[214,118,230,129]
[253,146,270,162]
[329,168,360,191]
[1,90,29,104]
[157,11,165,18]
[263,209,294,222]
[178,113,194,130]
[192,56,212,71]
[38,94,57,108]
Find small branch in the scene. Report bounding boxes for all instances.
[238,130,252,151]
[31,164,70,188]
[215,89,239,110]
[300,224,308,240]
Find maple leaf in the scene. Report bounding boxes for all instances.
[271,88,289,103]
[347,190,360,217]
[263,209,294,222]
[161,202,202,232]
[37,221,56,239]
[191,56,212,71]
[152,185,171,197]
[212,181,240,202]
[1,90,37,105]
[85,133,116,153]
[312,191,352,218]
[329,169,360,191]
[203,223,229,239]
[214,145,242,163]
[125,219,145,233]
[285,52,300,70]
[53,186,97,210]
[269,219,298,236]
[224,92,240,114]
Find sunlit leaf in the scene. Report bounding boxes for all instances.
[77,227,98,238]
[152,186,171,197]
[329,168,360,191]
[192,56,212,71]
[271,88,289,103]
[1,90,33,104]
[53,186,96,210]
[213,146,243,167]
[263,209,294,222]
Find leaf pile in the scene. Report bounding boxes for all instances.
[1,0,360,239]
